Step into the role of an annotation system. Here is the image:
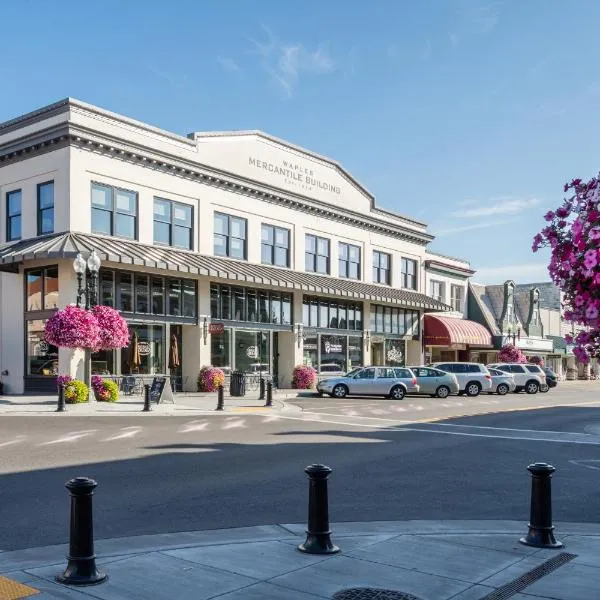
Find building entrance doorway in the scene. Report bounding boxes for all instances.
[371,342,384,365]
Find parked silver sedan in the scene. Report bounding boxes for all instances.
[408,366,460,398]
[487,368,517,395]
[317,366,419,400]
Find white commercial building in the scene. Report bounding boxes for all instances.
[0,99,478,394]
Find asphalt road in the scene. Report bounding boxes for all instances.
[1,383,600,551]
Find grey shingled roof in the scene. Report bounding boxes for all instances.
[469,283,501,335]
[0,232,449,311]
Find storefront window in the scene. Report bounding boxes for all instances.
[349,336,363,369]
[44,267,59,309]
[182,279,196,318]
[168,279,181,316]
[302,297,363,331]
[135,275,149,314]
[234,288,245,321]
[27,320,58,376]
[92,349,115,375]
[100,271,115,307]
[118,273,133,312]
[271,293,281,324]
[385,339,405,366]
[26,266,59,312]
[319,303,328,328]
[235,330,270,373]
[370,305,419,336]
[320,335,347,373]
[152,277,165,314]
[121,324,164,374]
[258,291,269,323]
[303,336,318,368]
[282,295,292,325]
[211,330,231,372]
[247,291,257,322]
[329,304,338,328]
[26,270,43,311]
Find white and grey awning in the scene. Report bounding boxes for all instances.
[0,232,450,311]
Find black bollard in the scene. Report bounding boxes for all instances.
[57,384,66,412]
[259,376,265,401]
[298,464,339,554]
[265,380,273,407]
[216,384,224,411]
[56,477,107,586]
[520,462,563,548]
[142,384,151,412]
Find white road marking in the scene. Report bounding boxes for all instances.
[178,421,209,433]
[393,406,406,412]
[570,459,600,470]
[102,427,142,441]
[370,409,387,415]
[41,430,97,445]
[0,436,26,448]
[222,419,246,430]
[261,415,281,423]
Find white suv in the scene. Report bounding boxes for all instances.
[431,362,493,397]
[488,363,546,394]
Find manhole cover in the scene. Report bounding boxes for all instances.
[333,589,422,600]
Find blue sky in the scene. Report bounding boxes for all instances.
[2,0,599,283]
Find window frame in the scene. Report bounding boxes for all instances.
[450,284,464,312]
[214,212,248,260]
[372,251,391,285]
[305,234,330,274]
[6,189,22,242]
[261,223,291,267]
[153,197,194,250]
[430,279,445,303]
[37,181,55,236]
[91,182,138,240]
[338,242,361,280]
[401,257,417,290]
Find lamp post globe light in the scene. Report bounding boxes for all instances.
[73,251,102,389]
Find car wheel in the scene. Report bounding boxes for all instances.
[389,385,405,400]
[526,381,539,394]
[332,384,348,398]
[466,382,481,397]
[496,383,509,396]
[436,385,450,399]
[539,383,549,393]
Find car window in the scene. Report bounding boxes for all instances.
[412,368,428,377]
[393,368,412,378]
[464,364,481,373]
[451,364,466,373]
[525,365,541,373]
[488,368,499,375]
[356,368,376,380]
[377,368,394,378]
[435,364,450,372]
[431,369,446,376]
[510,365,526,373]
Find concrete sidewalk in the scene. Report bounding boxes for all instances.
[0,520,598,599]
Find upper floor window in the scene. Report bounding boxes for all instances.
[339,243,361,279]
[25,266,59,311]
[261,224,290,267]
[91,183,137,239]
[305,234,330,274]
[430,280,445,303]
[214,212,247,259]
[153,198,193,250]
[37,181,54,235]
[373,251,391,285]
[450,284,463,312]
[401,257,417,290]
[6,189,21,241]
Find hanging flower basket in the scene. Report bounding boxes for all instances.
[528,355,545,368]
[91,305,129,350]
[497,343,527,363]
[44,305,100,349]
[292,365,317,389]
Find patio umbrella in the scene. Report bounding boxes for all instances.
[129,331,141,373]
[169,334,180,370]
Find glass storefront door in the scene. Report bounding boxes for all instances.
[235,330,270,374]
[121,324,165,374]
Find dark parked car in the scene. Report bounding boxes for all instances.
[543,367,558,388]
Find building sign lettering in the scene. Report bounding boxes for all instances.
[138,342,151,356]
[248,157,341,195]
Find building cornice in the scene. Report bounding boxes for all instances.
[0,119,434,245]
[424,259,475,278]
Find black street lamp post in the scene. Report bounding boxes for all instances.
[506,324,521,345]
[73,251,102,390]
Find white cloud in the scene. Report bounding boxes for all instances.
[451,198,541,218]
[433,218,517,236]
[472,263,551,285]
[217,57,241,72]
[456,0,501,35]
[248,26,336,97]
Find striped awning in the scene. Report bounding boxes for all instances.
[424,314,493,348]
[0,231,450,311]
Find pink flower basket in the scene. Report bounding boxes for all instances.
[292,365,317,390]
[91,305,129,350]
[497,344,527,364]
[197,366,225,392]
[44,305,100,349]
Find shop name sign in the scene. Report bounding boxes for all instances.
[209,323,225,335]
[138,342,151,356]
[516,337,553,351]
[248,157,341,195]
[386,348,403,363]
[323,340,343,354]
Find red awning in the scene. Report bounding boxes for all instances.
[424,315,493,348]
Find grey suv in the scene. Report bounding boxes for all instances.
[488,363,546,394]
[431,362,493,397]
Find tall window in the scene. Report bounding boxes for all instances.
[261,224,290,267]
[214,212,247,259]
[401,257,417,290]
[302,296,363,331]
[91,183,137,239]
[373,251,390,285]
[6,189,21,241]
[305,234,330,274]
[430,280,445,303]
[450,284,463,312]
[37,181,54,235]
[339,243,361,279]
[153,198,193,249]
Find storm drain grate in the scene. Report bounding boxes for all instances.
[332,589,422,600]
[480,552,577,600]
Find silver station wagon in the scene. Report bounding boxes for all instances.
[317,366,419,400]
[408,366,460,398]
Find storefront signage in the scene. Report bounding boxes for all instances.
[209,323,225,335]
[248,157,341,195]
[246,346,259,358]
[386,348,403,363]
[36,341,49,355]
[138,342,151,356]
[516,337,553,352]
[323,340,343,354]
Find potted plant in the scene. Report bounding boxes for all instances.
[197,366,225,392]
[91,375,119,402]
[292,365,317,389]
[64,380,89,404]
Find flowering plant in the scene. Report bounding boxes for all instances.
[64,380,89,403]
[197,366,225,392]
[497,343,527,363]
[292,364,317,389]
[91,305,129,350]
[91,374,119,402]
[533,176,600,362]
[56,374,73,389]
[44,305,100,349]
[528,355,545,368]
